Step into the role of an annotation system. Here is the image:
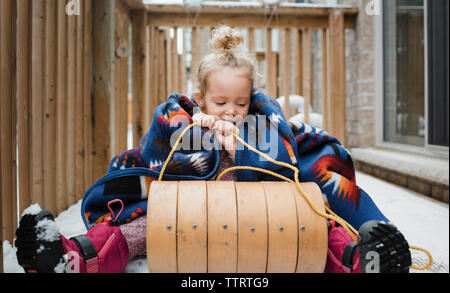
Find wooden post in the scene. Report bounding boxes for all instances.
[158,28,167,105]
[265,28,276,98]
[179,28,187,94]
[56,0,68,212]
[1,0,18,244]
[83,0,93,189]
[248,28,256,88]
[157,28,163,105]
[190,26,199,92]
[322,28,329,132]
[281,28,291,119]
[30,0,45,208]
[114,4,129,155]
[248,27,255,55]
[328,9,346,146]
[303,28,312,125]
[92,0,115,180]
[144,25,151,129]
[0,127,2,272]
[131,10,148,147]
[75,1,85,201]
[171,27,179,93]
[148,25,158,131]
[17,0,32,215]
[67,5,77,206]
[0,112,2,273]
[44,0,57,214]
[295,29,303,97]
[166,29,173,96]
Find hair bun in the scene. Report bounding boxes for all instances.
[210,25,244,51]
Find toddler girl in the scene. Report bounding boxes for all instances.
[15,25,411,274]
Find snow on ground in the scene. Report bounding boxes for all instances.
[3,172,448,273]
[355,172,449,273]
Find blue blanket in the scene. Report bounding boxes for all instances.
[80,89,388,230]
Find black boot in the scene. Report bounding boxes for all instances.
[358,220,412,273]
[15,209,66,273]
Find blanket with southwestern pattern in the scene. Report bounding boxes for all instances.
[80,89,388,230]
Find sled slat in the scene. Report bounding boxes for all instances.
[235,182,268,273]
[207,181,238,273]
[147,181,178,273]
[263,182,299,273]
[292,182,328,273]
[177,181,207,273]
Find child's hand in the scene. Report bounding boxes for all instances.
[213,120,240,161]
[192,112,217,129]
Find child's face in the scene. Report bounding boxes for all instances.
[196,66,251,123]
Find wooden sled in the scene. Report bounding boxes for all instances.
[146,181,328,273]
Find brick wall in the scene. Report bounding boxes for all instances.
[344,0,377,147]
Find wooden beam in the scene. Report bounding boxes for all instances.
[171,27,179,93]
[1,0,17,243]
[31,0,45,207]
[44,0,57,214]
[83,0,93,189]
[157,28,167,105]
[148,26,158,131]
[322,29,329,132]
[248,27,255,55]
[17,0,31,215]
[328,9,346,146]
[144,25,151,129]
[114,3,129,155]
[147,13,356,30]
[179,28,187,94]
[145,4,359,17]
[303,28,312,125]
[265,28,276,98]
[295,29,303,96]
[166,29,173,95]
[67,5,76,206]
[75,0,85,201]
[56,0,68,212]
[0,121,2,273]
[122,0,146,10]
[131,10,148,146]
[281,28,291,119]
[190,26,199,92]
[116,0,131,16]
[92,0,115,180]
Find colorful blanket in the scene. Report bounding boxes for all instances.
[81,89,388,230]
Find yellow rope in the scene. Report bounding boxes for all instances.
[158,122,432,271]
[218,132,359,242]
[410,246,433,271]
[217,166,296,183]
[158,121,195,181]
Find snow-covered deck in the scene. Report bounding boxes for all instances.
[3,172,448,273]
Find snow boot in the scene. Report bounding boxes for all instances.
[358,220,411,273]
[325,220,361,273]
[15,206,129,273]
[325,220,411,273]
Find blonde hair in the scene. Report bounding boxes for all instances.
[195,25,257,97]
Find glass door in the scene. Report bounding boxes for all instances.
[383,0,425,146]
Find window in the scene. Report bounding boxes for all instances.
[383,0,425,147]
